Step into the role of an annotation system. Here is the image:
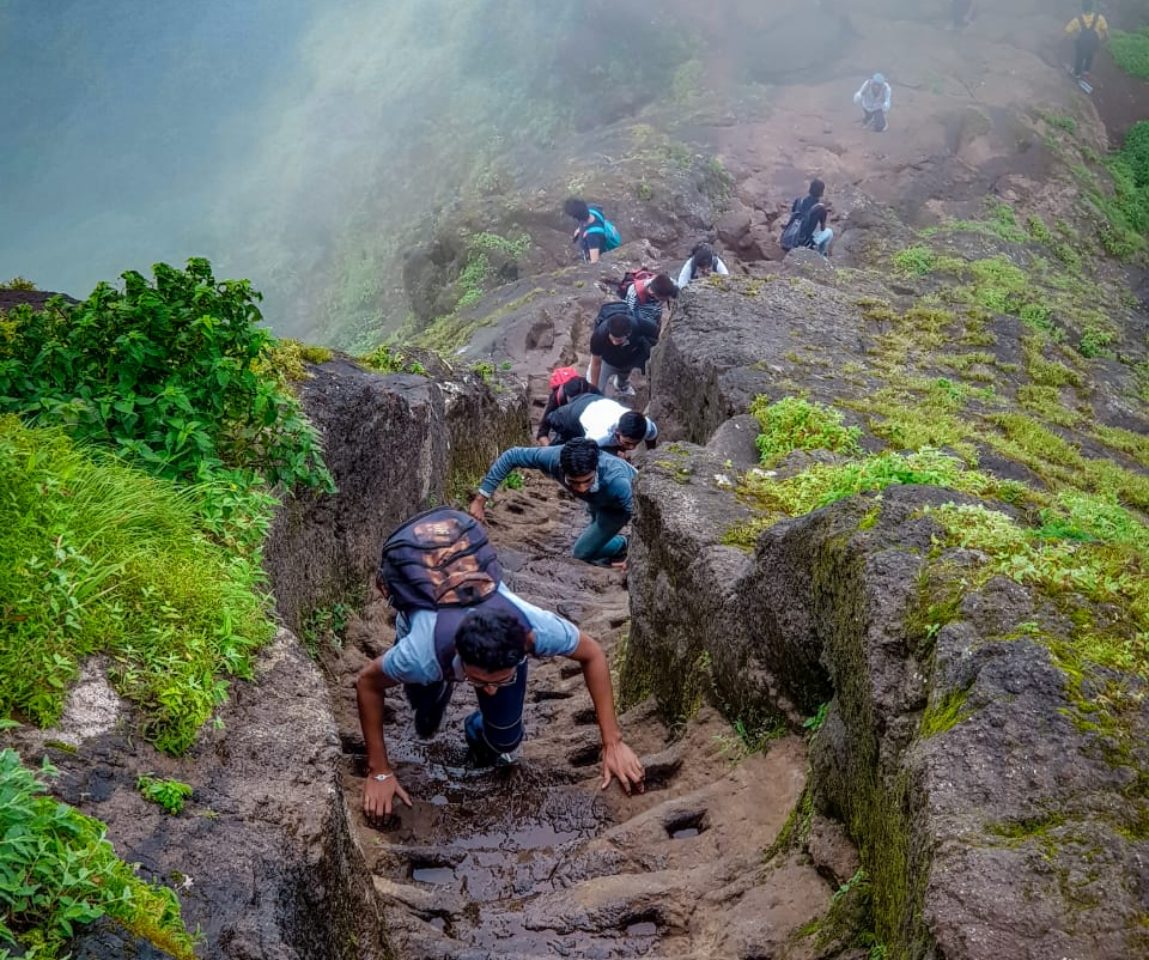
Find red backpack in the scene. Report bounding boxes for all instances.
[549,366,580,391]
[612,269,656,301]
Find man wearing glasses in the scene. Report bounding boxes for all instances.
[469,438,634,566]
[356,588,646,820]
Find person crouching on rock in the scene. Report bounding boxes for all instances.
[536,369,601,445]
[356,508,645,820]
[543,394,659,458]
[854,73,891,132]
[587,304,660,399]
[470,437,634,566]
[677,242,730,288]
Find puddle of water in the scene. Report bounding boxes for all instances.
[671,827,699,839]
[411,866,456,885]
[625,921,658,937]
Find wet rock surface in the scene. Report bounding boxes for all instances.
[326,383,841,959]
[627,442,1149,959]
[13,631,388,960]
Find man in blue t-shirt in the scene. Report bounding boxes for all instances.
[356,586,646,819]
[470,437,635,565]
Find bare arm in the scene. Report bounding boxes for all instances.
[355,659,413,817]
[588,355,603,391]
[568,633,645,794]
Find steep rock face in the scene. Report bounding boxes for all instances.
[265,358,529,632]
[626,445,1149,959]
[21,631,388,960]
[13,360,529,959]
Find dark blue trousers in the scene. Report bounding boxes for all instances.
[404,660,528,763]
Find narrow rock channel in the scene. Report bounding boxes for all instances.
[324,374,836,959]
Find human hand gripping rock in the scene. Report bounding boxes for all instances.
[601,741,645,795]
[468,495,487,522]
[363,771,413,821]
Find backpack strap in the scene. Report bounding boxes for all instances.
[431,592,533,678]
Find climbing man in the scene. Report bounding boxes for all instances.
[564,198,621,264]
[853,73,892,132]
[470,437,634,566]
[542,392,659,456]
[357,508,646,819]
[1065,0,1108,80]
[624,271,678,320]
[780,179,834,257]
[676,241,730,288]
[536,368,601,445]
[587,303,661,398]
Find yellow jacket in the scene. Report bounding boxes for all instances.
[1065,12,1109,38]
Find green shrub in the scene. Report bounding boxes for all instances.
[750,396,861,466]
[1078,324,1115,358]
[892,247,936,277]
[0,258,332,493]
[0,748,196,958]
[136,776,194,815]
[1111,29,1149,80]
[358,344,426,375]
[0,277,36,292]
[0,418,274,753]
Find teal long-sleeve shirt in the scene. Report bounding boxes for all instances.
[478,446,636,519]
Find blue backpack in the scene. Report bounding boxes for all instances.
[585,206,622,251]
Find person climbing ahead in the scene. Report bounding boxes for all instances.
[854,73,892,132]
[536,369,601,444]
[587,303,661,398]
[470,437,634,566]
[676,242,730,288]
[624,272,678,324]
[1065,0,1108,79]
[564,198,621,264]
[544,392,659,455]
[357,508,645,819]
[781,179,834,257]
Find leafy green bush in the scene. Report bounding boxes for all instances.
[358,344,426,375]
[892,247,936,277]
[0,258,332,493]
[136,776,194,815]
[0,418,274,753]
[0,277,36,291]
[750,396,861,466]
[1111,29,1149,80]
[0,748,196,958]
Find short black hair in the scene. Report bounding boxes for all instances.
[564,198,590,221]
[560,376,597,403]
[617,411,648,441]
[560,437,600,477]
[691,242,715,271]
[607,312,633,338]
[809,179,826,199]
[650,274,679,300]
[455,608,528,671]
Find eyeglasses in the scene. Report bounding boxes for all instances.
[462,660,524,688]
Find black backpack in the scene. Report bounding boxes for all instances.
[378,508,527,674]
[780,200,806,251]
[594,300,634,331]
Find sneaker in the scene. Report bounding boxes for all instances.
[493,751,520,769]
[608,375,636,397]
